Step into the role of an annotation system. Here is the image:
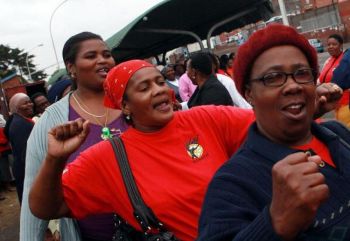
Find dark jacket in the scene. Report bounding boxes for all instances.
[187,74,233,108]
[166,79,182,102]
[198,121,350,241]
[6,113,34,203]
[332,49,350,90]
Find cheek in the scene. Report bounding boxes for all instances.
[251,88,280,117]
[306,87,317,111]
[107,57,115,66]
[76,61,95,74]
[251,86,277,107]
[127,94,151,113]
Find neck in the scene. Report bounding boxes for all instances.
[15,112,32,119]
[70,88,122,126]
[256,122,313,147]
[197,74,211,88]
[74,88,105,101]
[73,88,105,111]
[333,51,342,58]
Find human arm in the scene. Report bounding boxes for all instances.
[20,97,82,241]
[331,50,350,89]
[198,152,328,241]
[20,117,50,241]
[269,153,329,240]
[198,157,283,241]
[29,119,89,219]
[20,109,62,241]
[218,75,251,108]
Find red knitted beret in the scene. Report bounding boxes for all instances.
[233,24,318,96]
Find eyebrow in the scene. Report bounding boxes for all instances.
[81,49,110,55]
[140,74,164,83]
[261,63,310,73]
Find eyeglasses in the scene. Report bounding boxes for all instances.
[251,68,316,87]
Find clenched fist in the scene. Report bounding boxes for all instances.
[270,152,329,241]
[47,118,90,161]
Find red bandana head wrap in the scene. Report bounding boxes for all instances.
[103,60,154,109]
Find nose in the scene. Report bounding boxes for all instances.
[282,75,302,95]
[151,82,168,96]
[97,54,108,64]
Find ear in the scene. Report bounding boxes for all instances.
[66,62,76,76]
[244,84,254,106]
[121,99,131,116]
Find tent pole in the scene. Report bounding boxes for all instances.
[206,7,256,49]
[137,28,205,50]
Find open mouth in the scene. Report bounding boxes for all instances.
[153,99,171,112]
[282,102,306,120]
[96,67,110,77]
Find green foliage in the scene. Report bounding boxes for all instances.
[0,44,47,81]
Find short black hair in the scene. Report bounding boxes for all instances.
[189,52,212,76]
[328,34,343,44]
[62,32,103,90]
[207,52,219,73]
[30,92,47,102]
[219,54,229,70]
[30,92,48,114]
[62,32,103,64]
[160,65,174,78]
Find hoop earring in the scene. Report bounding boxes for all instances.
[125,115,131,121]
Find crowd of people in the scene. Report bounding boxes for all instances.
[0,22,349,241]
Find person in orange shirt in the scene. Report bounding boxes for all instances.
[226,52,235,78]
[318,34,350,126]
[0,117,12,201]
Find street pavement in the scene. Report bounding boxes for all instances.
[0,190,20,241]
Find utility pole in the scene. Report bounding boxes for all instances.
[25,44,44,81]
[278,0,290,26]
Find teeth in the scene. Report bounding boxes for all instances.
[289,104,301,109]
[98,68,108,73]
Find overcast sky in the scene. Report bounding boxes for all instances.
[0,0,163,78]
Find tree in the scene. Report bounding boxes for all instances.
[0,44,47,81]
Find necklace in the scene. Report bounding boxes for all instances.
[72,93,106,118]
[72,92,113,140]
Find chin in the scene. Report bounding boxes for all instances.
[284,125,311,142]
[158,113,174,125]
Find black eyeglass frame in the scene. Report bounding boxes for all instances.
[250,68,317,87]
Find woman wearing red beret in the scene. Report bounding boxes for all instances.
[29,54,341,240]
[198,24,350,241]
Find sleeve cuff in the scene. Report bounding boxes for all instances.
[235,207,283,241]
